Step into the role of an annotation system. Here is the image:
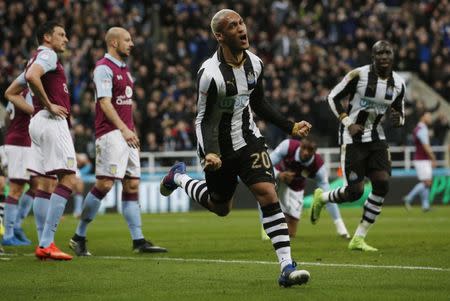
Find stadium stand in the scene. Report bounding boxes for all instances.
[0,0,448,154]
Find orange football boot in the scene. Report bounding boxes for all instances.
[35,243,73,261]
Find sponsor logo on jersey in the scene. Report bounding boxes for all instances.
[116,95,133,105]
[360,97,389,112]
[219,97,234,109]
[219,95,249,110]
[117,75,123,80]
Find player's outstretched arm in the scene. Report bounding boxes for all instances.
[249,72,296,134]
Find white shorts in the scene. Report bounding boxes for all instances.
[95,129,140,179]
[5,145,31,182]
[28,110,77,176]
[413,160,432,181]
[277,182,304,220]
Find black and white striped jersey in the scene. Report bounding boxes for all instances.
[328,64,405,145]
[195,48,294,159]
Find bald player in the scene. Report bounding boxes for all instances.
[160,9,311,287]
[311,40,406,251]
[69,27,166,256]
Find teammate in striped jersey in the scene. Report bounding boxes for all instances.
[310,40,406,251]
[403,112,436,211]
[161,9,312,287]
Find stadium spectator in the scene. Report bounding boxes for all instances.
[0,0,448,153]
[432,112,450,148]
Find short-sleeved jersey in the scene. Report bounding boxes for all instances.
[94,54,134,139]
[195,49,264,159]
[25,46,70,115]
[5,89,32,147]
[413,122,430,160]
[270,139,325,191]
[328,64,406,145]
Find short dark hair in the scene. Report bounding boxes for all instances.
[36,21,63,44]
[301,138,317,152]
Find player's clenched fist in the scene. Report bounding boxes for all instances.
[204,153,222,171]
[291,121,312,137]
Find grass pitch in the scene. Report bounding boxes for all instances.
[1,206,450,301]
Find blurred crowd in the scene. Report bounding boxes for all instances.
[0,0,449,166]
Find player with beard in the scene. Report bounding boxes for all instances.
[310,41,406,251]
[160,9,312,287]
[69,27,167,256]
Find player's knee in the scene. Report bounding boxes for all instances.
[252,187,278,205]
[210,200,231,217]
[214,208,231,217]
[30,176,39,191]
[59,173,78,190]
[346,184,364,202]
[372,180,389,197]
[38,176,57,193]
[9,182,24,198]
[423,180,432,187]
[125,181,139,193]
[95,179,114,193]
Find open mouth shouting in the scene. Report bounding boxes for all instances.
[239,34,248,44]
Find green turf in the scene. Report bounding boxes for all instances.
[1,206,450,301]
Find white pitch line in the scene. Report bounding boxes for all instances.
[94,256,450,272]
[13,253,450,272]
